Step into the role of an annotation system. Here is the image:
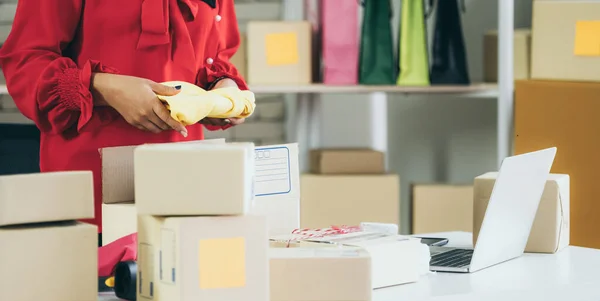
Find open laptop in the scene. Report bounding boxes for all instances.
[429,147,557,273]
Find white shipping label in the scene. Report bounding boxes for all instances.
[254,146,291,196]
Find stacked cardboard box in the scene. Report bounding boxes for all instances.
[514,0,599,248]
[410,184,474,234]
[301,149,399,229]
[0,171,97,301]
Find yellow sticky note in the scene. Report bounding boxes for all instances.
[265,32,299,66]
[574,21,600,56]
[198,237,246,289]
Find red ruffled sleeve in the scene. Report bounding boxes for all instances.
[202,0,248,132]
[0,0,118,135]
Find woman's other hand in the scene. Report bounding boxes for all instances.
[91,73,188,137]
[200,78,246,127]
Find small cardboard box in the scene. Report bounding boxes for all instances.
[230,33,247,81]
[250,143,300,235]
[135,143,255,216]
[101,138,226,204]
[300,174,399,230]
[531,1,600,82]
[473,172,570,253]
[271,231,425,289]
[247,21,312,85]
[0,222,97,301]
[309,149,385,174]
[411,184,474,234]
[269,247,371,301]
[0,171,94,226]
[484,29,531,82]
[137,215,269,301]
[101,202,136,246]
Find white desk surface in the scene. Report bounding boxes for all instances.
[98,231,600,301]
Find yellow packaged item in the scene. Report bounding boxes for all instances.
[156,81,256,125]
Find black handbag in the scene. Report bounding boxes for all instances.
[428,0,470,85]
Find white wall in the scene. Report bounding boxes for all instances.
[318,0,533,233]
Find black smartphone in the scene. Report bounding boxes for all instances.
[416,237,449,247]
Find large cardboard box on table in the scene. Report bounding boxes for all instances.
[515,80,600,248]
[247,21,312,85]
[0,222,97,301]
[300,174,400,230]
[135,142,255,215]
[269,247,371,301]
[0,171,94,226]
[411,184,474,234]
[531,1,600,82]
[137,215,269,301]
[473,172,569,253]
[310,148,385,174]
[101,202,136,246]
[101,138,226,204]
[484,29,531,82]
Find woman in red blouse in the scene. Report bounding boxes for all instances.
[0,0,246,239]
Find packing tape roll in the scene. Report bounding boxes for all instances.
[114,261,137,301]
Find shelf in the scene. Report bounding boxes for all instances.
[249,83,498,97]
[0,85,7,95]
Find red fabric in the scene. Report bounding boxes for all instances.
[0,0,246,232]
[98,234,138,277]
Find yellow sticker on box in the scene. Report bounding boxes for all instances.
[574,21,600,56]
[265,32,299,66]
[198,237,246,289]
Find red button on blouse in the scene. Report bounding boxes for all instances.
[0,0,247,232]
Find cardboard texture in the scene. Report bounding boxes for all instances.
[247,21,312,85]
[473,172,570,253]
[0,222,97,301]
[101,203,137,246]
[135,142,255,216]
[0,171,94,226]
[531,1,600,81]
[300,174,400,230]
[484,29,531,82]
[411,184,474,234]
[230,34,247,81]
[272,231,425,289]
[309,149,385,174]
[101,138,225,204]
[514,80,599,248]
[250,143,300,235]
[137,215,268,301]
[269,247,371,301]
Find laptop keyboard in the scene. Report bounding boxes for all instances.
[430,249,474,268]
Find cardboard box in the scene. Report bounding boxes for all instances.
[230,34,247,81]
[101,203,136,246]
[101,138,225,204]
[411,184,474,234]
[269,247,371,301]
[271,230,425,289]
[515,80,600,248]
[484,29,531,82]
[0,222,97,301]
[250,143,300,235]
[135,143,255,216]
[300,174,399,230]
[247,21,312,85]
[309,149,385,174]
[531,1,600,82]
[0,171,94,226]
[473,172,569,253]
[137,215,268,301]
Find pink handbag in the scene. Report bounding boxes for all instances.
[321,0,359,85]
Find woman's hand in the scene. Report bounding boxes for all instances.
[91,73,188,137]
[200,78,246,127]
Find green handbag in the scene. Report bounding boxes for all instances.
[397,0,430,86]
[358,0,396,85]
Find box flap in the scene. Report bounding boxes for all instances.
[100,138,225,204]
